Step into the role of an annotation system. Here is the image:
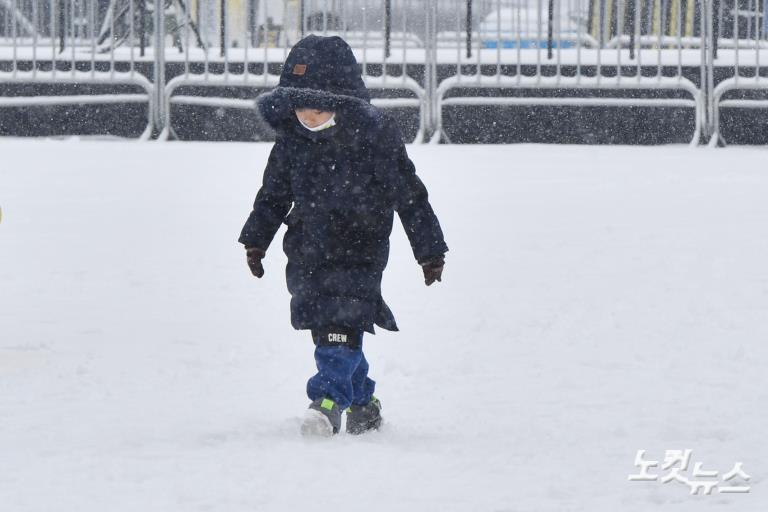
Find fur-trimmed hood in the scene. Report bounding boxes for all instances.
[256,35,370,131]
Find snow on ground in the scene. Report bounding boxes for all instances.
[1,141,767,512]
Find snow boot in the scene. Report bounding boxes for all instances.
[346,396,383,435]
[301,398,342,437]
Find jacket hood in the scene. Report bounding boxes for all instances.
[256,35,370,131]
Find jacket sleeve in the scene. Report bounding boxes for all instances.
[384,121,449,264]
[238,141,293,250]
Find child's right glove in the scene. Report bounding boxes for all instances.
[420,256,445,286]
[246,247,266,278]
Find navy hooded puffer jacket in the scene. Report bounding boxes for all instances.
[239,35,448,334]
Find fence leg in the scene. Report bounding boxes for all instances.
[425,0,439,142]
[706,0,725,146]
[699,0,718,145]
[154,0,167,137]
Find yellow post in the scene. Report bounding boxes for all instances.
[228,0,246,47]
[684,0,695,38]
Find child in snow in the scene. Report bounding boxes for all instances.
[239,35,448,436]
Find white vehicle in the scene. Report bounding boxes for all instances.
[479,2,589,49]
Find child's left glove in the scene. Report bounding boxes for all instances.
[420,256,445,286]
[246,247,266,278]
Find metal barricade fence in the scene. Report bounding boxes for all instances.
[0,0,157,139]
[0,0,767,144]
[431,0,707,144]
[708,0,768,146]
[158,0,430,142]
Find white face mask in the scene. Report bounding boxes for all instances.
[298,113,336,132]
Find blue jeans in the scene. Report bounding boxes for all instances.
[306,330,375,410]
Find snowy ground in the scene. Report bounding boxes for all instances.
[1,142,767,512]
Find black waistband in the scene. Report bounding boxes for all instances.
[311,327,363,349]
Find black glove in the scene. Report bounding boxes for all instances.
[246,247,266,278]
[420,256,444,286]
